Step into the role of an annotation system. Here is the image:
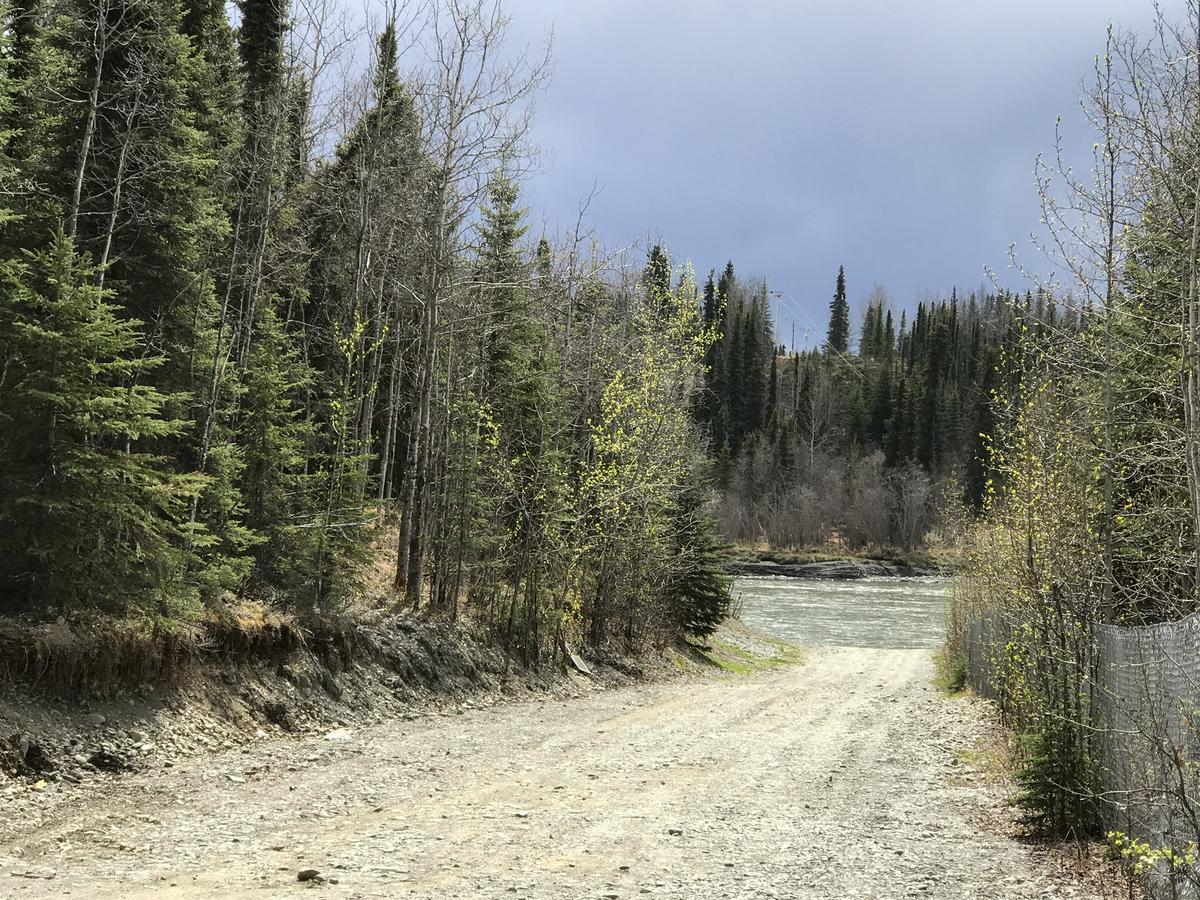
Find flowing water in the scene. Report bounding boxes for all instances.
[733,575,951,649]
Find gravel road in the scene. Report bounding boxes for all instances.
[1,647,1105,899]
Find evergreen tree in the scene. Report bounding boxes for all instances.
[644,244,671,316]
[0,232,206,615]
[766,352,778,426]
[664,481,732,639]
[825,265,850,356]
[860,302,879,358]
[238,0,285,116]
[238,305,311,590]
[866,364,892,447]
[701,269,718,326]
[475,173,562,634]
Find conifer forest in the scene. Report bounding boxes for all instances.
[0,0,733,654]
[9,2,1200,898]
[0,0,1016,652]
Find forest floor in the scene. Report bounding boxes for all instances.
[0,641,1124,899]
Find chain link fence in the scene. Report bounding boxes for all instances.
[967,611,1200,898]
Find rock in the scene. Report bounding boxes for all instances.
[724,559,892,579]
[320,671,343,701]
[127,729,148,743]
[297,869,321,882]
[324,728,352,742]
[10,866,57,880]
[728,556,948,579]
[84,713,106,727]
[263,701,296,732]
[8,735,54,774]
[87,749,129,772]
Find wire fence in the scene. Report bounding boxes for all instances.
[967,611,1200,898]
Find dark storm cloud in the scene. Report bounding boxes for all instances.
[503,0,1158,344]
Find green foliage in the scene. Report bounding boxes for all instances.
[665,502,732,638]
[1107,830,1198,882]
[0,0,737,666]
[932,647,967,694]
[1013,721,1101,839]
[0,232,205,617]
[695,262,774,458]
[237,307,310,589]
[702,262,1036,549]
[825,265,849,356]
[238,0,285,109]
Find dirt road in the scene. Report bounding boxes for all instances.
[1,648,1102,899]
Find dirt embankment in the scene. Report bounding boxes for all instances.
[1,638,1124,899]
[0,608,689,802]
[0,608,787,812]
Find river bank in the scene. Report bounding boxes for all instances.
[727,558,944,579]
[725,547,950,580]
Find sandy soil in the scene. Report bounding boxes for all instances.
[0,647,1113,899]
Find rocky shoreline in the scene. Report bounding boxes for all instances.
[725,558,944,579]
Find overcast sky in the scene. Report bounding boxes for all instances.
[498,0,1161,346]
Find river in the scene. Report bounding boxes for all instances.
[733,575,950,649]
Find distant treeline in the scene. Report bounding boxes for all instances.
[696,262,1076,551]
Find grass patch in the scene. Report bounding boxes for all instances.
[676,628,806,677]
[953,735,1016,784]
[756,636,807,669]
[665,647,691,671]
[932,647,969,697]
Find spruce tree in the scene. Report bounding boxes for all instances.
[475,171,563,638]
[644,244,671,316]
[825,265,849,356]
[665,481,731,639]
[701,270,718,326]
[766,352,778,426]
[239,305,313,590]
[866,364,892,447]
[0,232,206,616]
[238,0,285,117]
[0,0,19,197]
[860,299,888,359]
